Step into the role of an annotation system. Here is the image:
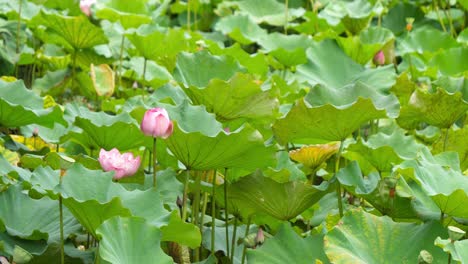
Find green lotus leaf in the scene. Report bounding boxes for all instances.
[208,43,269,77]
[247,223,329,264]
[214,14,267,44]
[0,185,80,243]
[257,33,313,67]
[398,149,468,218]
[398,28,459,58]
[381,2,426,35]
[337,162,417,218]
[57,164,170,236]
[174,50,245,88]
[429,47,468,76]
[435,237,468,263]
[95,0,152,29]
[432,126,468,170]
[165,123,275,171]
[293,11,336,35]
[0,155,31,182]
[235,0,305,26]
[397,87,468,129]
[96,216,173,264]
[337,26,394,64]
[185,73,278,122]
[160,211,201,249]
[68,106,146,151]
[319,0,373,34]
[31,10,108,50]
[225,172,330,220]
[297,40,396,92]
[458,28,468,45]
[0,79,65,128]
[273,82,398,145]
[433,75,468,102]
[324,209,448,263]
[0,232,48,261]
[408,180,442,221]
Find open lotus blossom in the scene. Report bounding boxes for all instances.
[140,107,174,139]
[98,148,141,180]
[373,50,385,66]
[80,0,96,16]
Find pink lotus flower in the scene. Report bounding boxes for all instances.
[80,0,96,16]
[98,148,141,180]
[140,107,174,139]
[373,50,385,66]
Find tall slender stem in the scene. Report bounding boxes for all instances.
[142,58,147,83]
[59,194,64,264]
[223,168,230,258]
[211,170,217,255]
[14,0,22,78]
[230,217,238,262]
[336,140,345,217]
[284,0,289,34]
[434,0,448,32]
[153,138,157,188]
[187,0,191,31]
[71,51,77,91]
[118,35,125,88]
[192,172,201,262]
[240,217,251,264]
[443,128,449,152]
[182,169,190,222]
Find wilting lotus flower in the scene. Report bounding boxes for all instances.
[98,148,141,180]
[289,142,340,170]
[80,0,96,16]
[140,107,174,139]
[373,50,385,66]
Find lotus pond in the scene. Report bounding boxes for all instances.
[0,0,468,263]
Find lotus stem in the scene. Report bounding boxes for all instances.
[211,169,217,255]
[200,191,208,259]
[230,217,238,261]
[440,211,445,224]
[284,0,289,34]
[192,172,202,262]
[187,0,191,31]
[182,169,190,222]
[224,168,230,258]
[15,0,22,54]
[142,57,147,84]
[153,138,157,188]
[240,217,251,264]
[336,140,345,217]
[443,0,455,37]
[71,50,77,91]
[443,128,449,152]
[59,194,64,264]
[433,0,448,32]
[118,35,125,88]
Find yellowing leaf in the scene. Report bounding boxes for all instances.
[289,143,340,169]
[91,64,115,97]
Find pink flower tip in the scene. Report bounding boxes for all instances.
[373,50,385,66]
[80,0,96,16]
[140,107,174,139]
[98,148,141,180]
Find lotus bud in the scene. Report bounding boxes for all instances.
[448,226,465,241]
[98,148,141,180]
[418,250,433,264]
[140,107,174,139]
[255,227,265,245]
[80,0,96,16]
[406,17,414,32]
[32,127,39,137]
[373,50,385,66]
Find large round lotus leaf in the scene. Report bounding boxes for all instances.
[30,11,108,50]
[224,172,330,220]
[214,15,267,44]
[344,139,403,173]
[235,0,305,26]
[165,124,275,171]
[0,232,48,261]
[257,33,313,67]
[0,185,81,243]
[432,126,468,170]
[398,149,468,218]
[185,73,278,122]
[433,75,468,102]
[272,82,398,145]
[297,40,396,92]
[337,26,394,65]
[57,164,170,237]
[96,216,173,264]
[318,0,373,34]
[0,80,65,128]
[160,211,201,249]
[67,106,146,151]
[435,238,468,264]
[429,47,468,76]
[247,223,329,264]
[0,155,31,182]
[398,28,459,57]
[397,87,468,129]
[95,0,152,29]
[381,2,426,35]
[174,50,245,88]
[337,162,417,218]
[324,209,448,263]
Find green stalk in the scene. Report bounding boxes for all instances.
[434,0,448,32]
[59,194,64,264]
[223,168,230,258]
[240,217,251,264]
[230,217,238,262]
[284,0,289,34]
[118,35,125,88]
[443,128,449,152]
[16,0,22,54]
[443,0,455,36]
[336,140,345,217]
[182,169,190,222]
[193,172,202,262]
[71,51,77,91]
[94,242,100,264]
[211,170,217,255]
[200,191,209,259]
[153,138,157,188]
[187,0,191,31]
